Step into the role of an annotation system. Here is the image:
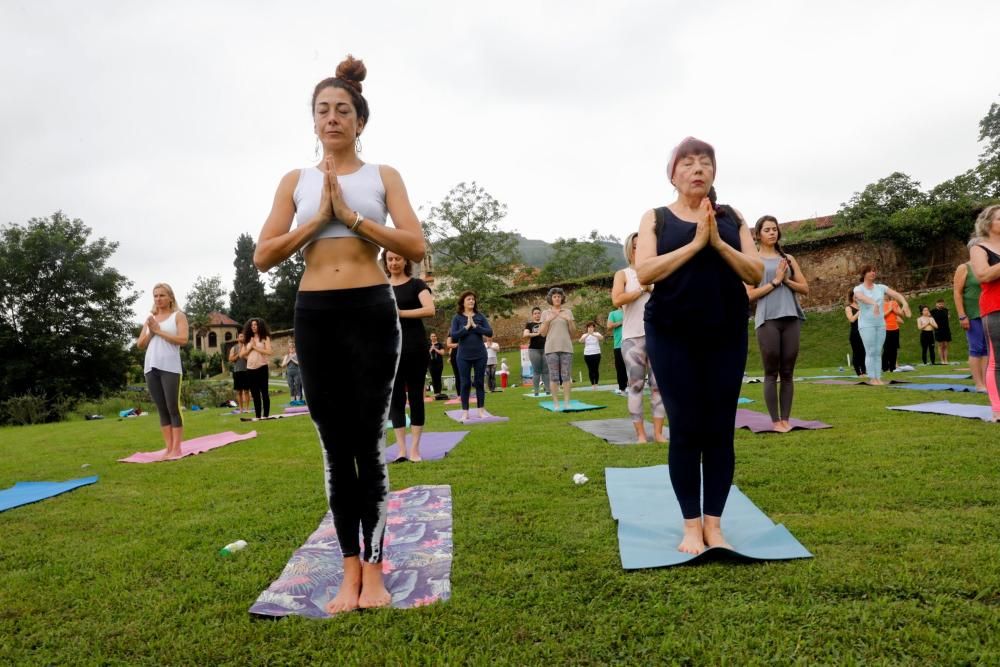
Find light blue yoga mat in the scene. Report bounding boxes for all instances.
[888,401,994,422]
[889,383,980,393]
[0,476,99,512]
[539,400,606,412]
[605,465,812,569]
[737,397,753,404]
[915,374,972,380]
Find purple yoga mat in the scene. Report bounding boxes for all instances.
[284,406,310,414]
[119,430,257,463]
[734,409,831,433]
[384,431,469,463]
[249,484,453,618]
[444,410,509,424]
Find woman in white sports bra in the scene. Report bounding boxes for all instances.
[253,55,425,615]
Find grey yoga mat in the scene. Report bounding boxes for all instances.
[734,409,831,433]
[889,383,980,393]
[887,400,995,422]
[605,465,812,568]
[915,374,972,380]
[569,418,667,445]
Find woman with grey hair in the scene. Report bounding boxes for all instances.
[969,203,1000,421]
[540,287,576,410]
[611,232,666,442]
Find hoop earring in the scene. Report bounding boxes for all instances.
[355,136,362,153]
[314,138,320,159]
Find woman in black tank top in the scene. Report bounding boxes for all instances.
[635,137,763,557]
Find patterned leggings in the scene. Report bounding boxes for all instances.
[621,336,665,421]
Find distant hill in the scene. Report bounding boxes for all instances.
[515,234,627,271]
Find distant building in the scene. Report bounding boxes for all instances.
[193,311,241,356]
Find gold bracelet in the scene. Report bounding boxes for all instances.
[350,211,364,232]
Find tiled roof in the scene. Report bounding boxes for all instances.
[207,311,240,326]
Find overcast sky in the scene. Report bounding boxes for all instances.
[3,0,999,321]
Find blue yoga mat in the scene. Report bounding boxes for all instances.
[0,476,99,512]
[605,465,812,568]
[539,400,606,412]
[889,383,980,393]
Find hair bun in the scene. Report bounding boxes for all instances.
[335,54,367,93]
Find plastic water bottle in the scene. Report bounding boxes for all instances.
[219,539,247,556]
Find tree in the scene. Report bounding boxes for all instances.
[264,252,305,331]
[539,230,614,283]
[185,274,226,350]
[570,284,614,332]
[424,182,522,316]
[976,96,1000,198]
[229,233,266,327]
[0,212,138,420]
[837,172,926,229]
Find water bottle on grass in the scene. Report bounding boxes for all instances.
[220,540,247,556]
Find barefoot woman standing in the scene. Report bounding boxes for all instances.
[253,55,424,613]
[635,137,763,555]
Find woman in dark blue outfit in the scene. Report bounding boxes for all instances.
[448,290,494,421]
[635,137,763,555]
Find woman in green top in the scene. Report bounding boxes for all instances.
[954,261,988,391]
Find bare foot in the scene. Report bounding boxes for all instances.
[703,516,731,550]
[325,557,362,615]
[632,422,648,443]
[976,385,988,392]
[478,409,486,419]
[677,518,705,555]
[459,411,469,422]
[781,420,792,430]
[358,561,392,610]
[407,446,422,462]
[772,421,791,433]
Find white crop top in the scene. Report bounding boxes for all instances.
[294,163,388,244]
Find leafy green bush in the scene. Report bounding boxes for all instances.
[1,394,52,426]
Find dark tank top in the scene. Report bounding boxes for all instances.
[849,306,860,336]
[644,206,749,334]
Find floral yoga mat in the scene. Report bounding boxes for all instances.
[249,485,453,618]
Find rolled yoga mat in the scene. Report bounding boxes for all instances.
[605,465,812,568]
[444,410,508,424]
[570,418,667,445]
[734,409,831,433]
[120,431,258,463]
[249,484,453,617]
[384,431,469,463]
[539,400,606,412]
[0,476,99,513]
[887,400,995,422]
[889,383,981,393]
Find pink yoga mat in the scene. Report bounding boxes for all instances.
[734,409,831,434]
[119,431,257,463]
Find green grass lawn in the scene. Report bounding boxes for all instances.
[2,287,998,665]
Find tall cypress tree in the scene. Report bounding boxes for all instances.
[229,233,266,328]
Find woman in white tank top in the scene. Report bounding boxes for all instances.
[135,283,188,459]
[611,232,666,443]
[252,55,425,616]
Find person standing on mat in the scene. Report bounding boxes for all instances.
[241,318,273,419]
[881,299,905,373]
[229,332,251,413]
[606,307,627,395]
[523,307,549,395]
[579,323,604,389]
[636,137,763,554]
[614,232,666,442]
[252,55,425,613]
[540,287,576,410]
[484,336,500,392]
[428,332,446,397]
[746,216,808,433]
[930,298,952,365]
[845,290,867,377]
[382,250,434,461]
[916,305,938,365]
[954,259,989,391]
[853,265,911,385]
[969,204,1000,421]
[449,291,493,421]
[136,283,188,459]
[281,339,303,402]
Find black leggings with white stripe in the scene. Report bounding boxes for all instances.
[295,286,400,563]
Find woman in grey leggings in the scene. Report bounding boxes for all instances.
[136,283,189,458]
[746,217,809,432]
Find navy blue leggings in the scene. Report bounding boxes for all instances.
[646,322,747,519]
[457,356,487,410]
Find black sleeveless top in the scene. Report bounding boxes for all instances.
[849,306,860,336]
[644,206,749,334]
[392,278,431,352]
